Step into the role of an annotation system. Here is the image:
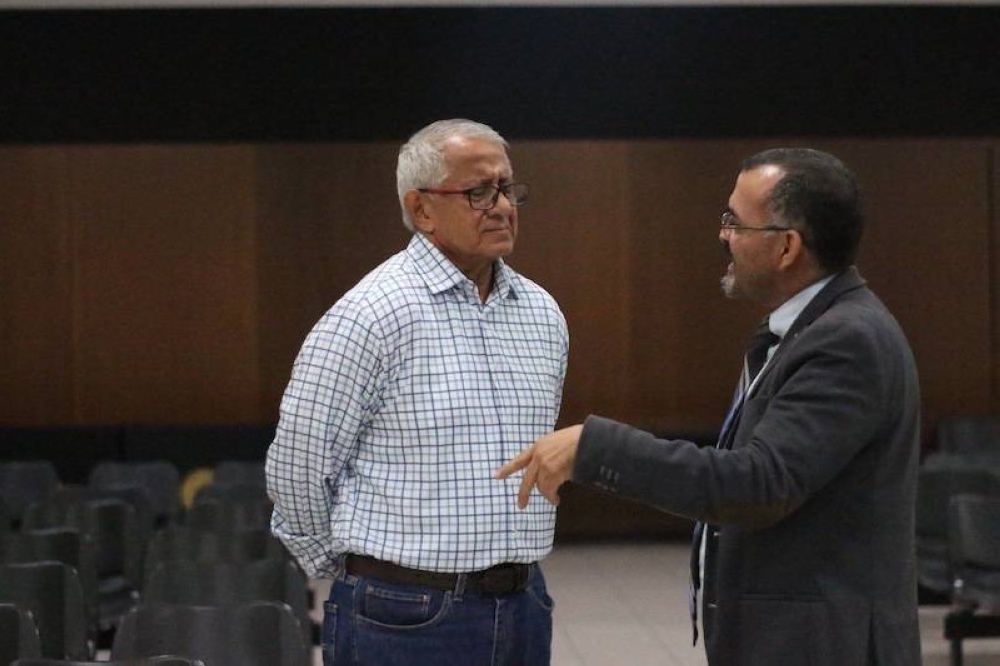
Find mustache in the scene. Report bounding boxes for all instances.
[721,240,732,259]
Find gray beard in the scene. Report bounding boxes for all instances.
[720,274,738,299]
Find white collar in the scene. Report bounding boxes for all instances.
[768,275,835,339]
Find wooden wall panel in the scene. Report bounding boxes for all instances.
[0,147,74,425]
[65,145,259,425]
[827,140,993,431]
[509,142,632,425]
[0,138,997,443]
[624,141,765,432]
[254,143,409,422]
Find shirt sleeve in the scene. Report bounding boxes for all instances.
[554,310,570,418]
[265,296,384,577]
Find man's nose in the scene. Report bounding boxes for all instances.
[491,189,515,215]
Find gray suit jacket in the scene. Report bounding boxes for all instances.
[574,268,921,665]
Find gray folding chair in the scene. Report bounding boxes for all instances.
[0,561,89,659]
[944,493,1000,665]
[112,600,310,666]
[143,558,312,645]
[0,460,61,528]
[0,602,43,664]
[23,491,143,631]
[89,460,182,527]
[0,527,100,645]
[12,656,203,666]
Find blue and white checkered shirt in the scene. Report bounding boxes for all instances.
[266,233,569,578]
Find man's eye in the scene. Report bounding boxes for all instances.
[467,186,493,200]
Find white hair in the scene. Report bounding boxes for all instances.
[396,119,509,231]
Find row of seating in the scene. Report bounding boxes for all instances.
[0,459,313,665]
[3,598,309,665]
[0,458,265,532]
[916,414,1000,666]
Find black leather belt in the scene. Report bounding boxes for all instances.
[344,554,533,596]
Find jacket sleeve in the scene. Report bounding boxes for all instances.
[573,311,890,529]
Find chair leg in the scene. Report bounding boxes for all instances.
[950,637,963,666]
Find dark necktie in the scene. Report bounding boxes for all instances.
[688,319,779,645]
[745,320,780,389]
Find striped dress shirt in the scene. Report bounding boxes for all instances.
[266,233,569,577]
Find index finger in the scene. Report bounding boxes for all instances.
[494,446,534,479]
[517,462,538,510]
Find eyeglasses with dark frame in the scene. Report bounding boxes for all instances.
[418,182,529,210]
[720,210,788,233]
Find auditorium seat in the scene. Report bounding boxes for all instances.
[0,527,101,647]
[12,657,203,666]
[934,415,1000,459]
[0,602,43,664]
[143,558,312,645]
[944,493,1000,665]
[111,600,310,666]
[89,460,182,528]
[0,561,89,659]
[211,460,266,490]
[23,490,144,632]
[0,461,61,529]
[143,524,290,578]
[916,465,1000,597]
[185,495,272,532]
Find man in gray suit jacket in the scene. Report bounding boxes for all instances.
[498,148,921,665]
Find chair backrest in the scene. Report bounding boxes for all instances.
[111,601,310,666]
[212,460,265,489]
[143,525,290,583]
[0,527,100,639]
[24,488,146,584]
[935,415,1000,456]
[0,461,61,527]
[185,496,272,531]
[916,466,1000,539]
[192,482,270,507]
[89,460,181,526]
[143,559,311,643]
[0,602,43,663]
[12,656,204,666]
[0,561,89,659]
[949,493,1000,610]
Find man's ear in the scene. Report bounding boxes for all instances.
[405,190,434,234]
[778,228,804,270]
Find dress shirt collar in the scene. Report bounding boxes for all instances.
[768,274,836,339]
[406,233,517,300]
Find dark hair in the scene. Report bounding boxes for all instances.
[742,148,863,273]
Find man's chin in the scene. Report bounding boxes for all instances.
[489,239,516,258]
[720,275,739,299]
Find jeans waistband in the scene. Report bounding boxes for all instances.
[344,554,534,596]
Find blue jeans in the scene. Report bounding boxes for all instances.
[323,562,554,665]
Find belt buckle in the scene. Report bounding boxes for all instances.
[479,564,529,596]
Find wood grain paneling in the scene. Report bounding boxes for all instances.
[0,147,74,425]
[0,138,997,443]
[829,140,993,431]
[624,141,765,431]
[66,145,258,425]
[254,143,409,422]
[511,141,632,425]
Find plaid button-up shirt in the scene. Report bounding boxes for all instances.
[266,233,568,577]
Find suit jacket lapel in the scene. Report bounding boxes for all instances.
[749,267,867,392]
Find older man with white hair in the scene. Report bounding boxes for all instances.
[266,119,569,665]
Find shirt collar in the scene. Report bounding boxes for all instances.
[768,274,836,339]
[406,233,517,300]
